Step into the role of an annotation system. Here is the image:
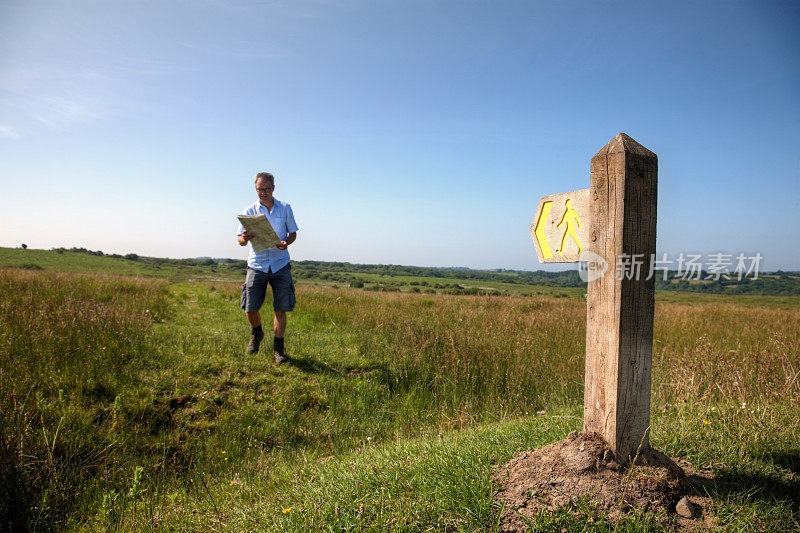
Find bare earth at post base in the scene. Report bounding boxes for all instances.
[493,431,717,531]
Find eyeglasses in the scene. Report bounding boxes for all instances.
[256,187,274,193]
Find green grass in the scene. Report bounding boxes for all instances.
[1,259,799,531]
[319,271,586,297]
[0,247,243,282]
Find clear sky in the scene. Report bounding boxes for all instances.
[1,0,798,271]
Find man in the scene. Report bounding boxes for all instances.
[237,172,299,362]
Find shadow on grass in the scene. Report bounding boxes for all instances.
[698,467,800,511]
[287,356,342,377]
[288,356,395,383]
[764,450,800,476]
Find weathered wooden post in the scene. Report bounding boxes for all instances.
[531,132,657,463]
[584,134,658,462]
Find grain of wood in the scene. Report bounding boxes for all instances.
[584,132,658,462]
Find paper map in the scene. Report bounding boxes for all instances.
[237,214,282,252]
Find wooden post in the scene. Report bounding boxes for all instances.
[584,133,658,462]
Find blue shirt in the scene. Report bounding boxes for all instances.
[237,198,299,273]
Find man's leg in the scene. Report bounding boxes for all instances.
[241,269,267,354]
[247,311,261,328]
[246,313,264,354]
[270,265,295,363]
[272,312,288,363]
[273,310,286,337]
[272,310,287,362]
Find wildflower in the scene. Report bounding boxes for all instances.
[537,409,546,415]
[703,419,711,426]
[663,403,672,409]
[741,402,747,409]
[282,508,292,515]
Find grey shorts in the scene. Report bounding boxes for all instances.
[240,265,296,312]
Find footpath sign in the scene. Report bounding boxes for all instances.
[531,189,590,263]
[530,133,658,462]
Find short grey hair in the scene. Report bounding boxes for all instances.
[254,172,275,186]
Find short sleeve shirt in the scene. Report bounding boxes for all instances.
[237,198,299,273]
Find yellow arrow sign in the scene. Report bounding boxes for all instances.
[534,201,554,259]
[530,188,590,263]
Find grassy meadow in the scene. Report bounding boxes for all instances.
[0,249,798,531]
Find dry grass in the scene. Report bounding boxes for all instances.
[654,302,800,404]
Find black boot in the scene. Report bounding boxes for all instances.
[247,325,264,354]
[273,336,288,363]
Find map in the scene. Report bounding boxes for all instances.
[237,214,282,252]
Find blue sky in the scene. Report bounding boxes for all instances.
[1,0,798,271]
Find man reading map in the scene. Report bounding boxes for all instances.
[236,172,299,362]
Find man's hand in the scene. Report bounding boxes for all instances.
[277,232,297,250]
[238,230,254,246]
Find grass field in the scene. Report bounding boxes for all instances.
[0,248,243,282]
[0,247,585,297]
[1,250,798,531]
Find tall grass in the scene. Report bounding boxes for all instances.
[291,287,799,428]
[325,290,586,420]
[1,269,798,530]
[654,302,800,404]
[0,269,169,529]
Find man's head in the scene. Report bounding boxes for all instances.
[255,172,275,206]
[254,172,274,187]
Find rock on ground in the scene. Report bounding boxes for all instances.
[675,496,696,518]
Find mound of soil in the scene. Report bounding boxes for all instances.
[493,431,711,531]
